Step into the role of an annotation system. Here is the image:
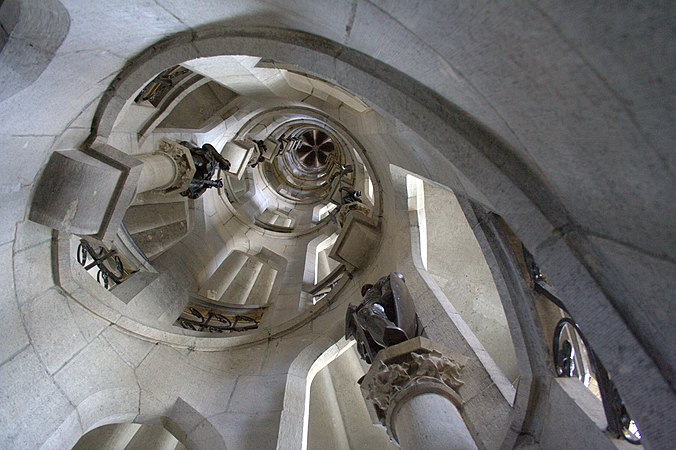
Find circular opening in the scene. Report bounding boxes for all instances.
[296,128,335,169]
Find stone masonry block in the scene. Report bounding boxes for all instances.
[21,288,88,374]
[0,347,73,449]
[0,242,28,365]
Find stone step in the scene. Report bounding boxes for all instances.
[219,258,264,305]
[131,220,188,260]
[123,202,187,234]
[316,249,332,284]
[258,209,277,223]
[245,264,278,306]
[198,251,249,300]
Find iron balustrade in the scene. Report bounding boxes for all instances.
[179,306,259,333]
[77,239,129,289]
[525,247,642,444]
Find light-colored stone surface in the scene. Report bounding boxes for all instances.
[41,409,84,450]
[13,220,52,252]
[136,344,236,417]
[262,333,323,376]
[423,182,518,383]
[125,424,179,450]
[396,393,477,450]
[388,167,514,449]
[308,345,397,450]
[0,188,30,245]
[76,387,139,433]
[0,2,673,449]
[539,378,619,450]
[0,135,55,198]
[0,242,28,365]
[585,235,676,378]
[210,411,280,450]
[308,368,350,450]
[0,0,69,103]
[228,374,287,413]
[72,423,140,450]
[53,336,138,406]
[21,288,88,374]
[126,272,187,325]
[0,347,73,449]
[13,238,54,305]
[101,326,155,368]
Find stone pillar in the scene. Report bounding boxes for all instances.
[360,337,477,450]
[136,139,195,194]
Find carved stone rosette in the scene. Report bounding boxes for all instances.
[360,337,466,443]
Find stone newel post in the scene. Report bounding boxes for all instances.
[360,337,478,450]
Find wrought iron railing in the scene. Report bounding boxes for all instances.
[525,247,642,444]
[308,264,347,303]
[179,310,258,333]
[176,300,262,334]
[77,239,131,289]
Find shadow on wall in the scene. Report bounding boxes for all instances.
[0,0,70,102]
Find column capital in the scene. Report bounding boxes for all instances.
[360,337,467,442]
[153,139,196,194]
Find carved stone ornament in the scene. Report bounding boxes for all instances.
[363,349,464,432]
[336,201,371,226]
[156,139,196,194]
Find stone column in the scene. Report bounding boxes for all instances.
[360,337,477,450]
[136,139,195,194]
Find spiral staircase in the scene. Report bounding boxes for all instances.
[1,3,672,449]
[64,59,381,341]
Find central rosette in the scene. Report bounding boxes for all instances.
[296,129,335,169]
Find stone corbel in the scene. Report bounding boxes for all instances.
[221,139,255,180]
[329,210,380,270]
[29,143,143,245]
[336,201,371,226]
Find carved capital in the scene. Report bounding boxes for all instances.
[364,350,464,422]
[360,337,466,441]
[156,139,196,193]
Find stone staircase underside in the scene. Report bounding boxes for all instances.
[123,191,192,261]
[199,250,283,307]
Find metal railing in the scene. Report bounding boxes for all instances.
[308,264,348,303]
[525,248,642,444]
[76,239,131,289]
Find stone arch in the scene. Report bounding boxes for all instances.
[277,336,352,450]
[161,398,227,450]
